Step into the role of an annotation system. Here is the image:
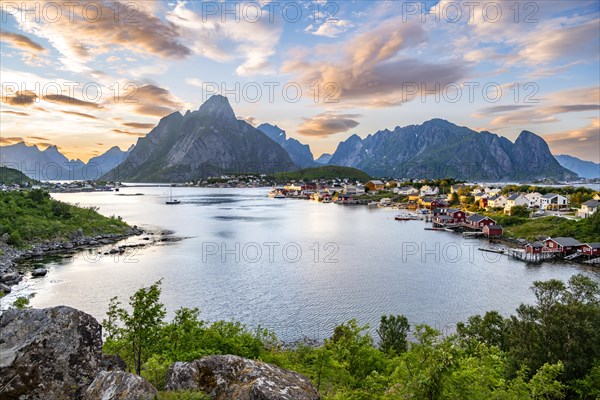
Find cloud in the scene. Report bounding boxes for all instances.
[112,129,146,137]
[10,1,190,74]
[283,19,467,107]
[44,94,101,108]
[477,87,600,127]
[60,110,98,119]
[186,78,204,88]
[167,2,283,76]
[0,137,25,145]
[0,30,46,52]
[122,122,155,129]
[238,116,259,127]
[305,20,354,38]
[0,110,30,117]
[544,119,600,163]
[1,90,37,106]
[298,112,361,137]
[124,84,183,117]
[26,136,49,141]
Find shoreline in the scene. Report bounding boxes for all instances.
[0,226,148,295]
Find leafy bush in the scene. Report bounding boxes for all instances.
[104,275,599,399]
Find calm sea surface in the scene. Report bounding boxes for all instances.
[6,186,599,340]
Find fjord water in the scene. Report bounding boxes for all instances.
[22,187,599,340]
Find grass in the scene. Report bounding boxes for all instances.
[488,212,600,243]
[274,165,372,182]
[0,189,130,247]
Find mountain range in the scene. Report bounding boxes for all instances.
[0,142,132,181]
[101,95,295,182]
[554,155,600,179]
[1,96,590,182]
[326,119,576,181]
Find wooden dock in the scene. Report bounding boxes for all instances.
[508,249,557,263]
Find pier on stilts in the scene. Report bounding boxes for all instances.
[508,249,557,263]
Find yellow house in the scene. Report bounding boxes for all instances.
[366,180,385,192]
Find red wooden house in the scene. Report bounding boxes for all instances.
[445,208,466,223]
[544,237,582,255]
[483,224,503,237]
[582,243,600,257]
[465,214,496,230]
[525,242,544,254]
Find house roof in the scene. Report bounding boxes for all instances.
[507,193,523,201]
[582,200,600,208]
[527,242,544,248]
[436,215,454,220]
[485,224,503,230]
[541,193,561,199]
[369,180,384,185]
[446,208,461,214]
[466,213,493,223]
[548,237,582,247]
[488,195,499,201]
[584,242,600,249]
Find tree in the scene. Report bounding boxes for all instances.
[103,280,166,374]
[449,192,459,205]
[510,205,530,218]
[377,314,410,356]
[456,310,509,351]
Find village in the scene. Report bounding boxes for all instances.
[268,179,600,265]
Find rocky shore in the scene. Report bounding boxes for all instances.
[0,306,320,399]
[0,225,150,295]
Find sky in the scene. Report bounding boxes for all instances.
[0,0,599,163]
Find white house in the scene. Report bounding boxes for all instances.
[577,199,600,218]
[394,186,419,196]
[485,188,502,197]
[487,194,508,209]
[420,185,439,196]
[525,192,542,208]
[504,194,529,214]
[343,185,365,195]
[540,193,569,210]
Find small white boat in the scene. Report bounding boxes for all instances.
[367,201,378,207]
[165,184,180,205]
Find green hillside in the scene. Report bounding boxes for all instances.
[274,166,372,182]
[0,166,35,185]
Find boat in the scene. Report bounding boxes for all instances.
[479,247,505,254]
[395,213,419,221]
[274,194,286,199]
[165,184,181,205]
[424,227,444,231]
[367,201,378,207]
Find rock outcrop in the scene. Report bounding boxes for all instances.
[83,371,157,400]
[0,306,102,399]
[165,355,320,400]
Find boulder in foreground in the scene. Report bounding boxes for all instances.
[0,306,102,399]
[165,354,320,400]
[83,371,157,400]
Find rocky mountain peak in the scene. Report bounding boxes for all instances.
[197,95,236,123]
